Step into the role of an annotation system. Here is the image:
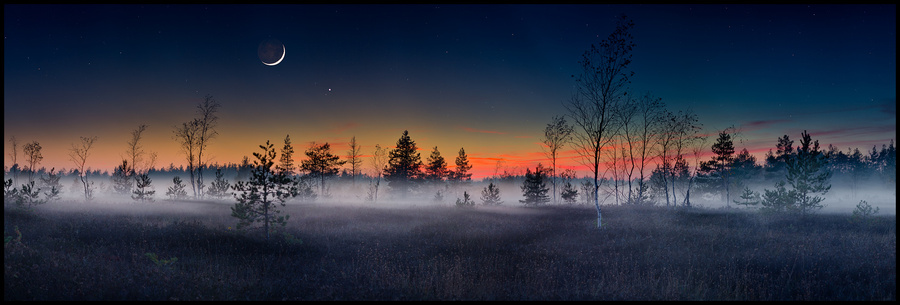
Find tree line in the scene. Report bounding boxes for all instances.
[4,14,895,237]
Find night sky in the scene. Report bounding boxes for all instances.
[4,4,896,179]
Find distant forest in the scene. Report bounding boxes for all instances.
[3,132,895,207]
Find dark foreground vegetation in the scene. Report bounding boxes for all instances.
[4,201,896,300]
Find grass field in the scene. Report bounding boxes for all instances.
[4,200,896,300]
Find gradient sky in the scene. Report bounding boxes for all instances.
[4,4,896,180]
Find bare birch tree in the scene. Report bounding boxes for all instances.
[8,136,19,186]
[542,115,573,204]
[68,136,98,201]
[669,110,702,207]
[23,141,42,184]
[563,15,634,230]
[125,124,157,190]
[630,93,665,205]
[195,95,221,198]
[683,133,708,207]
[369,144,388,203]
[173,119,201,198]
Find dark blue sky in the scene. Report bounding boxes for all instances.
[4,4,896,178]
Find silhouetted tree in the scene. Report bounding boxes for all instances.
[682,134,708,207]
[764,135,794,180]
[784,130,831,214]
[8,136,19,186]
[455,191,475,207]
[206,167,231,199]
[760,181,795,213]
[236,156,252,182]
[231,141,294,242]
[448,147,473,187]
[520,164,550,207]
[125,124,150,191]
[369,144,388,203]
[542,115,573,204]
[112,160,132,195]
[425,146,449,183]
[710,127,737,206]
[346,136,363,186]
[563,15,634,229]
[195,95,221,199]
[655,110,677,207]
[277,135,297,176]
[173,119,201,198]
[734,186,761,208]
[166,176,188,200]
[132,173,155,202]
[300,142,346,198]
[38,167,62,203]
[668,110,703,207]
[69,136,98,201]
[580,179,595,205]
[384,130,423,197]
[480,182,503,206]
[730,148,762,192]
[23,141,42,184]
[874,140,896,186]
[557,168,579,205]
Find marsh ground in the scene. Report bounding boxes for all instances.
[4,200,896,300]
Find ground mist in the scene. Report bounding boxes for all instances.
[4,201,896,300]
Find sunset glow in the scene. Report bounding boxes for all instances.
[4,4,895,181]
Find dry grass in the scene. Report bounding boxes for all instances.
[4,201,896,300]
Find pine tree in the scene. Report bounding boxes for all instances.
[112,159,133,196]
[231,141,295,242]
[277,135,296,176]
[734,186,760,207]
[166,176,188,200]
[784,130,831,214]
[448,147,473,187]
[455,191,475,207]
[132,173,155,202]
[300,142,346,198]
[560,181,578,204]
[764,135,794,180]
[520,164,550,207]
[710,128,736,205]
[206,167,231,199]
[424,146,449,183]
[384,130,423,197]
[760,180,796,213]
[480,182,503,206]
[38,167,62,203]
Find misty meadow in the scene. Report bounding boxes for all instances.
[4,4,896,301]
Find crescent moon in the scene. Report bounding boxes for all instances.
[263,45,285,66]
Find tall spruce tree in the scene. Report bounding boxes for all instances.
[384,130,423,197]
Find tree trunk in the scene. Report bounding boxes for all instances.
[594,172,602,230]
